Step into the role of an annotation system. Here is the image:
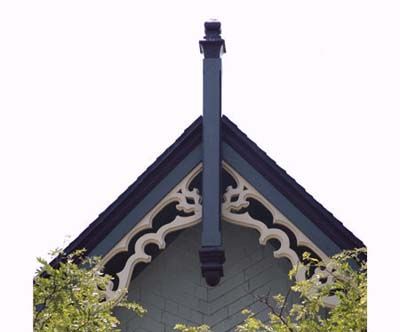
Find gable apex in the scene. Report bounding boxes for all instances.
[61,116,364,266]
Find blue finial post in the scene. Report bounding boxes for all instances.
[198,20,226,287]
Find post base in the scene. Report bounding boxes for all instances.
[199,246,225,286]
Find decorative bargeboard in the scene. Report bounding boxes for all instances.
[103,162,337,306]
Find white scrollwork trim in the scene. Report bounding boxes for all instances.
[104,165,202,300]
[222,162,337,306]
[103,162,337,306]
[222,162,329,262]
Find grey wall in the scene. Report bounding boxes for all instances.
[115,222,297,332]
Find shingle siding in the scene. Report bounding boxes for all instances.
[115,222,297,332]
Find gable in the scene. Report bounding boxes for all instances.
[61,116,362,265]
[43,20,366,331]
[56,116,363,311]
[52,115,363,329]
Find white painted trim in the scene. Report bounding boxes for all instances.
[222,162,328,262]
[222,162,337,306]
[104,165,202,300]
[103,162,337,306]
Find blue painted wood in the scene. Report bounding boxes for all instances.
[57,117,203,266]
[201,59,222,247]
[89,141,342,260]
[199,21,226,286]
[222,142,341,256]
[221,116,364,251]
[89,145,202,257]
[60,114,362,270]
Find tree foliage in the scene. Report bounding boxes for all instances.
[33,249,146,332]
[174,324,212,332]
[175,248,367,332]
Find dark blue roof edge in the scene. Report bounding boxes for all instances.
[221,115,365,250]
[60,116,203,260]
[59,115,364,265]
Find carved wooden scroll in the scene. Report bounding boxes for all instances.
[102,163,337,306]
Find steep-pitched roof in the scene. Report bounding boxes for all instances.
[62,115,364,260]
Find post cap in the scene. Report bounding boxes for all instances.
[204,20,221,40]
[199,20,226,58]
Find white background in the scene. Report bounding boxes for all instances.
[1,1,399,330]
